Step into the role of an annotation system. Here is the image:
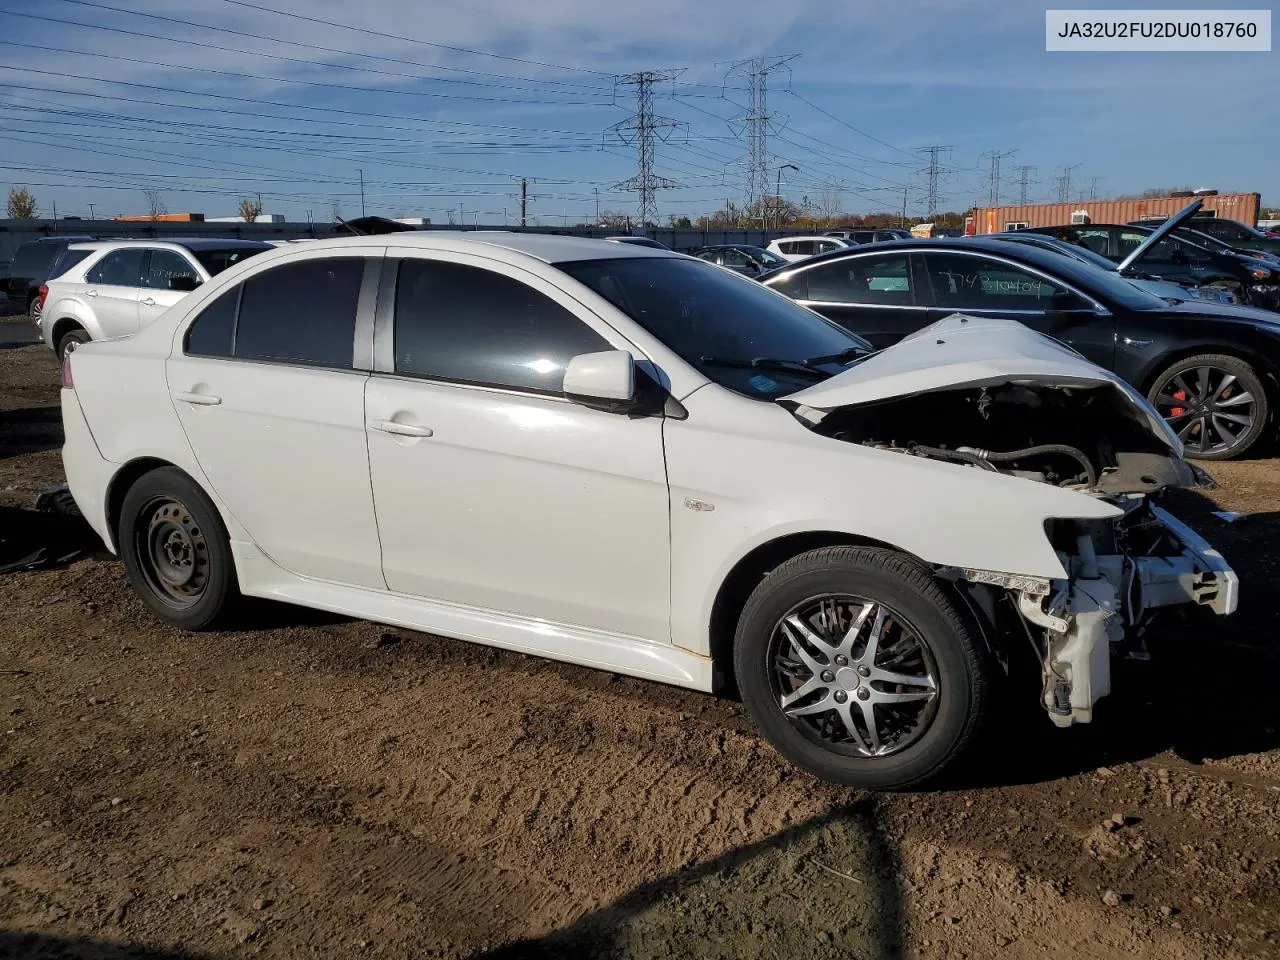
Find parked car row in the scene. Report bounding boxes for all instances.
[59,231,1237,790]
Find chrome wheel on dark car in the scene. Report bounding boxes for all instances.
[769,595,939,757]
[1149,354,1268,460]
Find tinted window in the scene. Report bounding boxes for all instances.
[235,258,363,367]
[560,257,870,400]
[853,232,875,244]
[48,249,92,280]
[394,259,609,393]
[694,251,719,263]
[144,249,200,290]
[87,249,146,287]
[1118,231,1208,265]
[191,246,268,276]
[793,241,816,256]
[721,249,750,267]
[803,255,913,305]
[1070,229,1111,257]
[185,285,240,357]
[925,253,1079,310]
[11,242,64,277]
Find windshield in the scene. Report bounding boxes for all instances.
[557,257,872,399]
[1000,235,1119,273]
[190,246,269,276]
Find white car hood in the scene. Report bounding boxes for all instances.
[787,314,1182,453]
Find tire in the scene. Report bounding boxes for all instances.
[1146,353,1268,460]
[28,296,41,325]
[56,327,90,360]
[118,466,239,630]
[733,546,989,790]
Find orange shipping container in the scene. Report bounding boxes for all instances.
[971,193,1260,235]
[113,213,206,222]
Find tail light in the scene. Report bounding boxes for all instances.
[61,353,74,389]
[38,283,49,309]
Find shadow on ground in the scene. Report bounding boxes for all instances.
[0,932,212,960]
[0,503,102,574]
[0,404,62,460]
[470,801,903,960]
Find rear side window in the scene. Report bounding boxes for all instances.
[144,250,200,290]
[48,249,92,280]
[234,258,363,368]
[185,285,240,357]
[804,255,913,305]
[87,249,146,287]
[393,259,609,394]
[192,246,268,276]
[10,242,62,277]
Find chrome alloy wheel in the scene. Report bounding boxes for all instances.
[135,496,210,608]
[768,595,939,758]
[1152,365,1256,456]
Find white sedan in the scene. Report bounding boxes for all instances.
[59,232,1236,788]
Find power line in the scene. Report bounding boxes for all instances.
[723,56,798,211]
[784,89,920,161]
[608,71,685,226]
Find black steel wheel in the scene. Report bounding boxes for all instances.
[118,467,239,630]
[1148,354,1268,460]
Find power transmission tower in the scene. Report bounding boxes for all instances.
[1056,164,1081,203]
[981,149,1017,206]
[723,56,799,214]
[1014,165,1037,205]
[917,145,952,218]
[607,70,685,227]
[1089,176,1102,201]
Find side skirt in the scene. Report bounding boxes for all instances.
[231,541,715,692]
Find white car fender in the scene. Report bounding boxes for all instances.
[42,292,102,343]
[664,391,1120,657]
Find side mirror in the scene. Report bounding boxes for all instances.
[563,350,636,408]
[168,275,200,292]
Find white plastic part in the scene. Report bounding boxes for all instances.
[562,349,636,402]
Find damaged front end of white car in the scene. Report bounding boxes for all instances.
[785,315,1239,728]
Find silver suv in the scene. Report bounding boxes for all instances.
[40,239,271,358]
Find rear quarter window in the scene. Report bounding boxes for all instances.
[48,249,92,280]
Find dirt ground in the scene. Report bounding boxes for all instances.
[2,331,1278,960]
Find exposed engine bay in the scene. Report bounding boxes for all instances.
[787,375,1236,727]
[803,380,1199,495]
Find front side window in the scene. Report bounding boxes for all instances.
[721,249,750,268]
[802,255,913,305]
[559,257,870,399]
[235,258,363,368]
[393,259,609,393]
[86,249,146,287]
[144,250,200,290]
[925,253,1078,310]
[192,246,269,277]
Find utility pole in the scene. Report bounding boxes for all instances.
[917,145,952,219]
[357,169,365,218]
[520,178,528,228]
[982,149,1017,206]
[459,202,464,228]
[724,56,799,215]
[608,70,685,226]
[774,163,798,231]
[594,187,600,225]
[1014,165,1037,205]
[901,185,910,228]
[1056,164,1081,203]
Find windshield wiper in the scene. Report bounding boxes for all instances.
[698,355,830,379]
[804,346,871,367]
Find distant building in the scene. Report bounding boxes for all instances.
[114,213,206,222]
[205,214,287,224]
[970,191,1261,234]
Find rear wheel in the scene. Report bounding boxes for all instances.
[734,546,989,790]
[118,467,239,630]
[28,296,42,325]
[56,327,90,360]
[1147,354,1268,460]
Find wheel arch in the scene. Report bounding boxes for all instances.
[49,316,88,348]
[105,457,188,551]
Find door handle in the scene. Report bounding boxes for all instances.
[176,391,221,406]
[375,420,432,437]
[140,297,156,306]
[85,289,98,297]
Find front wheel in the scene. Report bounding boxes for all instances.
[1147,354,1268,460]
[118,467,239,630]
[734,546,989,790]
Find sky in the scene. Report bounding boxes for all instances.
[0,0,1275,224]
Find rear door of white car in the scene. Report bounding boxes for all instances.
[83,248,146,337]
[165,252,386,589]
[139,249,202,329]
[364,252,671,642]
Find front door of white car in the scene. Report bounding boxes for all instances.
[364,254,672,643]
[166,255,386,589]
[83,248,146,338]
[140,249,203,329]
